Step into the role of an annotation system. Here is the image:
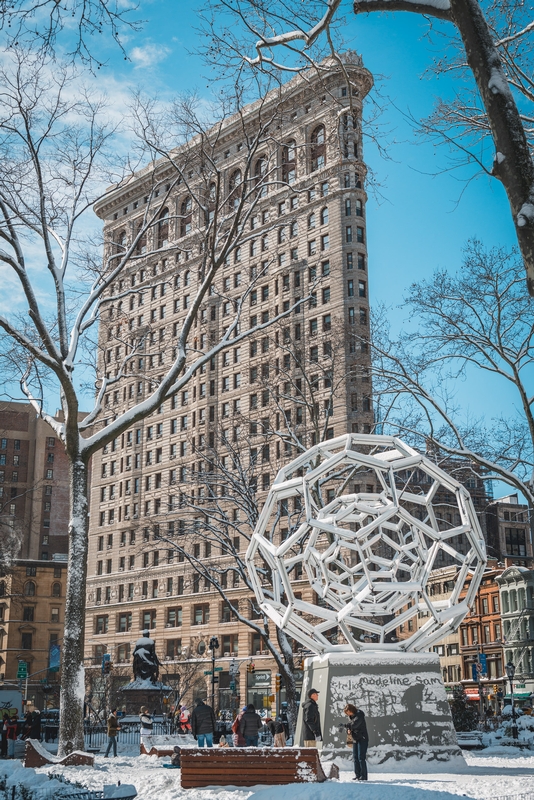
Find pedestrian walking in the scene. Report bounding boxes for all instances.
[343,702,369,781]
[6,713,18,759]
[30,710,41,741]
[302,688,322,747]
[178,705,191,734]
[104,708,121,758]
[191,698,216,748]
[1,713,8,758]
[231,707,247,747]
[21,711,32,740]
[139,706,153,746]
[238,704,263,747]
[265,717,287,747]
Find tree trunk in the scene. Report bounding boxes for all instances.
[449,0,534,295]
[58,458,89,756]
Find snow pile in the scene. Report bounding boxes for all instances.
[249,785,465,800]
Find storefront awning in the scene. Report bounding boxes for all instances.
[505,692,532,699]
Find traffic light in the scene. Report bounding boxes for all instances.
[101,653,111,675]
[275,674,281,692]
[247,661,255,674]
[103,658,112,675]
[493,684,499,694]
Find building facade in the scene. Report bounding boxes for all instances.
[0,402,70,708]
[496,565,534,698]
[84,56,376,709]
[486,494,533,567]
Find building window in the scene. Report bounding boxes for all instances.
[310,125,326,171]
[24,581,36,596]
[193,604,210,625]
[51,607,60,624]
[23,607,34,622]
[167,607,182,627]
[21,633,32,650]
[95,615,109,634]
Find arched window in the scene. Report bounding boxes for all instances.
[341,113,358,160]
[228,169,242,210]
[24,581,36,597]
[320,207,329,226]
[282,140,296,184]
[180,197,192,237]
[52,582,61,598]
[115,229,127,255]
[310,125,326,171]
[184,270,190,287]
[157,207,169,249]
[254,157,267,197]
[290,221,298,238]
[308,212,316,229]
[135,220,147,255]
[207,182,217,224]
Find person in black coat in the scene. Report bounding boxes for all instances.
[343,702,369,781]
[238,704,263,747]
[301,688,321,747]
[191,699,216,748]
[30,710,41,741]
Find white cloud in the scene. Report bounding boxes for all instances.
[130,43,171,70]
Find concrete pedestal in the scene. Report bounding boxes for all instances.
[295,652,464,768]
[120,679,171,715]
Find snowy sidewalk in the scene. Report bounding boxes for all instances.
[25,749,534,800]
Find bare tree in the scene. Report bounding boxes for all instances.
[0,0,140,64]
[0,50,309,753]
[141,318,362,732]
[205,0,534,295]
[369,240,534,506]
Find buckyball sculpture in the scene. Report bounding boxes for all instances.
[246,433,486,652]
[246,434,486,761]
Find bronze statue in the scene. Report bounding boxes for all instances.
[132,629,161,683]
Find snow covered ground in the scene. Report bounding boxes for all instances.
[7,746,532,800]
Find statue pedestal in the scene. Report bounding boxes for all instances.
[295,652,464,770]
[120,679,171,716]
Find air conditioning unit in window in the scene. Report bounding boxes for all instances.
[166,623,172,628]
[126,466,131,471]
[119,567,124,572]
[170,454,176,459]
[125,490,131,496]
[256,650,261,656]
[261,650,269,655]
[141,595,147,600]
[133,514,138,519]
[224,651,230,657]
[166,591,171,597]
[95,601,101,606]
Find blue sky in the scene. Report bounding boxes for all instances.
[2,0,522,492]
[87,1,518,427]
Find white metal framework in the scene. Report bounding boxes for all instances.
[246,434,486,653]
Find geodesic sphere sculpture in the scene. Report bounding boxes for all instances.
[246,434,486,653]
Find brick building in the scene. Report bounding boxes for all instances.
[84,55,376,710]
[0,402,69,707]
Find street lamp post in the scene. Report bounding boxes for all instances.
[209,637,219,712]
[505,661,519,740]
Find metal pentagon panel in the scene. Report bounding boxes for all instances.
[246,434,486,653]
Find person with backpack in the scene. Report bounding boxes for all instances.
[343,702,369,781]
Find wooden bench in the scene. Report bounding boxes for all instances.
[140,743,174,757]
[180,747,327,788]
[24,739,95,768]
